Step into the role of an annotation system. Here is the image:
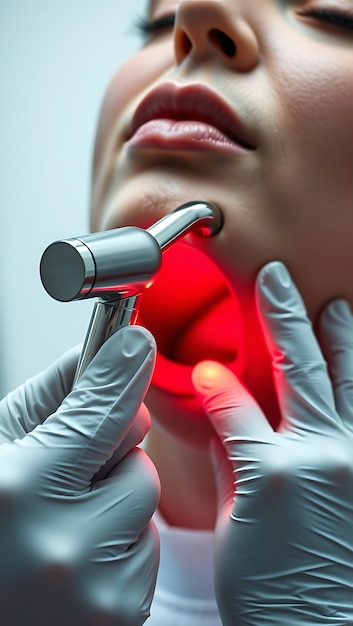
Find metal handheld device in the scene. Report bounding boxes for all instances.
[40,201,222,385]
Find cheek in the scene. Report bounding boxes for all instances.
[92,41,175,177]
[273,44,353,166]
[263,45,353,304]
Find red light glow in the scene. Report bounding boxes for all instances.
[138,242,243,397]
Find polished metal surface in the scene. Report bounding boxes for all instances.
[40,201,223,382]
[40,228,161,302]
[147,201,223,250]
[72,296,140,386]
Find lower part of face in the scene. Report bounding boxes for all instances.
[90,0,353,447]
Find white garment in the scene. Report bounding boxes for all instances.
[148,510,222,625]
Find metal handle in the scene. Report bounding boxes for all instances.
[40,201,222,383]
[72,296,140,386]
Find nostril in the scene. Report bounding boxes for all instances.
[209,29,236,58]
[176,30,192,58]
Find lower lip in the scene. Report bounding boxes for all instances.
[127,119,247,154]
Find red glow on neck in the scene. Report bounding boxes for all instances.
[138,242,243,396]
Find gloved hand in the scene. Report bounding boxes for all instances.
[0,326,160,626]
[192,262,353,625]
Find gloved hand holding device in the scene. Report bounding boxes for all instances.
[193,261,353,625]
[0,325,160,626]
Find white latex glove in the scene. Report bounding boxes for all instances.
[192,261,353,625]
[0,326,160,626]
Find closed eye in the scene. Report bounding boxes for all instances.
[135,14,176,41]
[297,8,353,31]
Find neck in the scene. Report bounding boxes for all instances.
[144,287,280,531]
[145,423,217,530]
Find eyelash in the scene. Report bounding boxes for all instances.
[135,14,176,38]
[134,6,353,40]
[298,8,353,30]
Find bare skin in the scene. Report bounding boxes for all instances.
[90,0,353,528]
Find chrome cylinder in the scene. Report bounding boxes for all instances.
[40,201,222,382]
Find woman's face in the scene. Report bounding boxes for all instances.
[90,0,353,445]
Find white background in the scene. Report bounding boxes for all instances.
[0,0,148,395]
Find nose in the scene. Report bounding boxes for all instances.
[174,1,259,71]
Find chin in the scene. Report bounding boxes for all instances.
[138,240,246,447]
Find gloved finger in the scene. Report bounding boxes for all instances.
[192,361,275,519]
[92,403,151,482]
[0,346,81,443]
[318,299,353,428]
[256,261,338,435]
[18,326,156,493]
[192,360,273,454]
[85,522,160,626]
[89,448,160,551]
[209,436,234,518]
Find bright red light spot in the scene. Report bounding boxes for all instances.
[138,242,243,396]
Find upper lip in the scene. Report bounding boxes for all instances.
[128,82,256,150]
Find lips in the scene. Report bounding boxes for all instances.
[127,82,255,152]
